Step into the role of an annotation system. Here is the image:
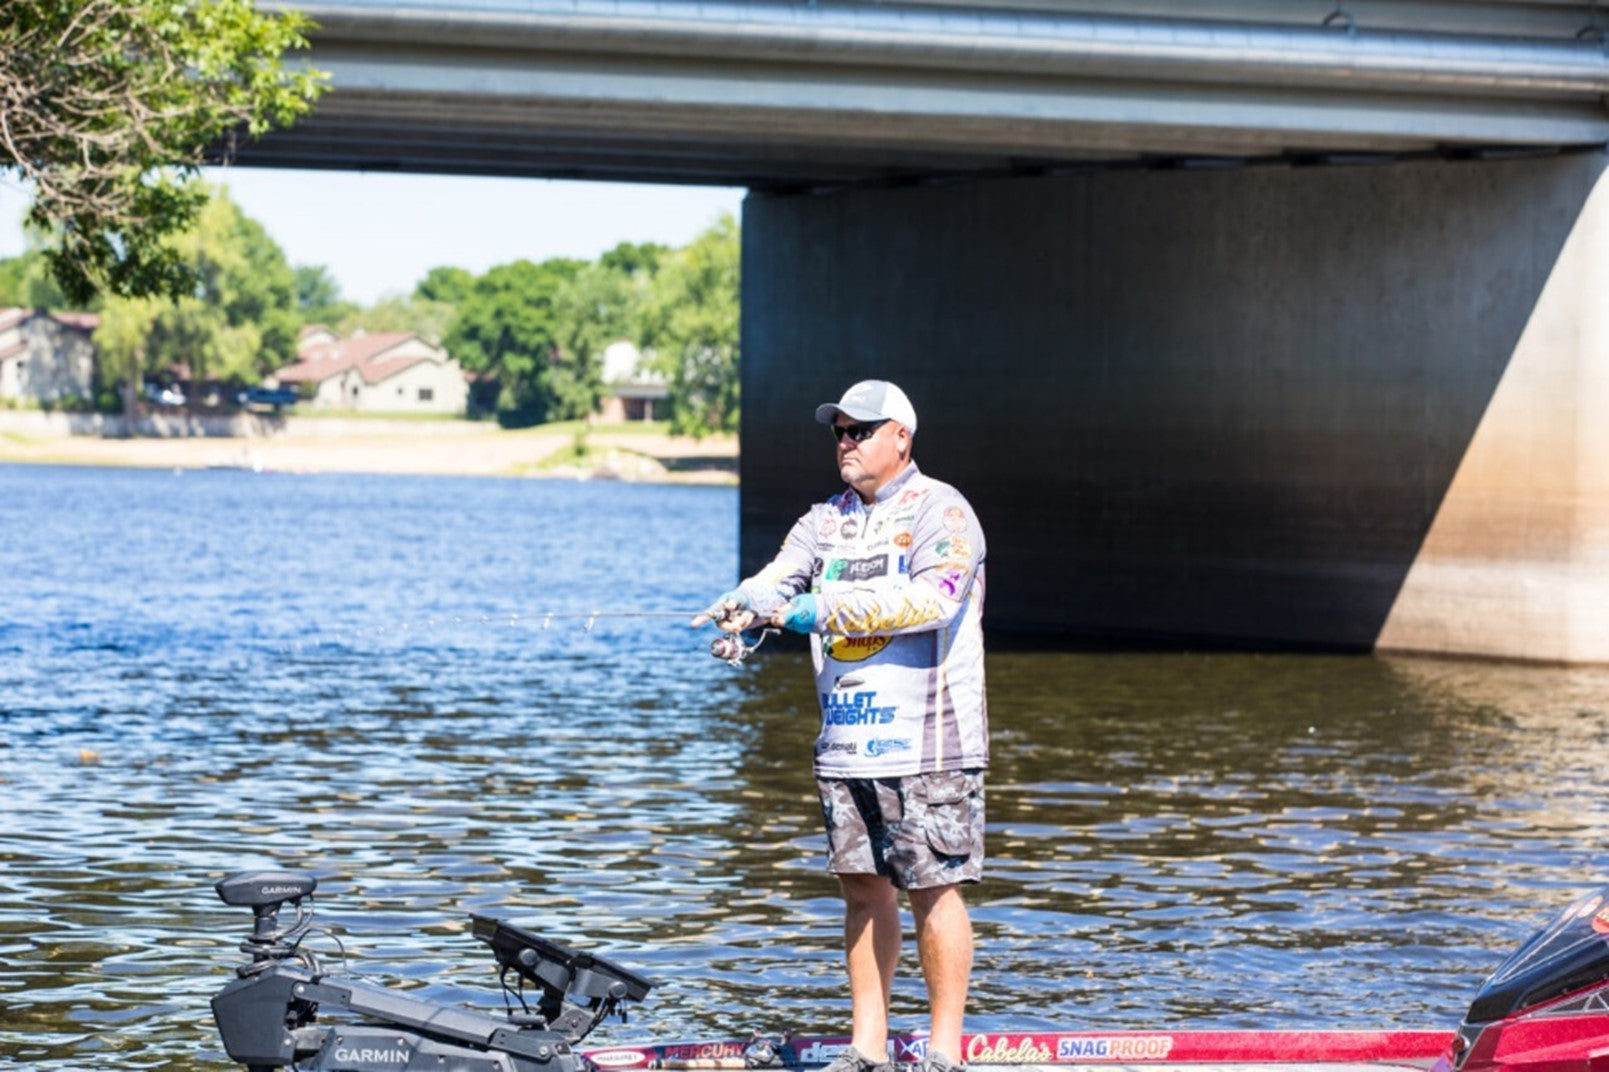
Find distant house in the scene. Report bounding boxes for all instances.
[272,326,469,415]
[598,339,668,422]
[0,307,99,405]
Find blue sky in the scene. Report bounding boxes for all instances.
[0,168,746,306]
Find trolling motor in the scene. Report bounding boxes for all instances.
[210,870,653,1072]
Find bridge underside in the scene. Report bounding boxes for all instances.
[244,1,1609,661]
[247,1,1609,188]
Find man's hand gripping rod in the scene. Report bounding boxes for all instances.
[691,594,780,667]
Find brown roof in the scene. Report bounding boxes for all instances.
[275,331,438,386]
[0,307,100,334]
[53,311,99,332]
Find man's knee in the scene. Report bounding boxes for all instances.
[839,871,897,908]
[908,883,969,925]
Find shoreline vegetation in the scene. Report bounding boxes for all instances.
[0,412,738,484]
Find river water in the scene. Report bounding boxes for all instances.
[3,463,1608,1070]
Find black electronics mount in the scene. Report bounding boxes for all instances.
[210,870,654,1072]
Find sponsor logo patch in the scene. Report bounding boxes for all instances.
[821,690,896,726]
[826,635,891,662]
[943,506,967,532]
[587,1050,653,1069]
[825,556,889,583]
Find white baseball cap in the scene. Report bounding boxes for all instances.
[814,380,918,433]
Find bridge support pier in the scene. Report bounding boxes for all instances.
[740,150,1609,662]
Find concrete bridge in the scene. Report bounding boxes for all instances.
[250,0,1609,662]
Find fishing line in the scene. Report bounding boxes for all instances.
[272,608,776,665]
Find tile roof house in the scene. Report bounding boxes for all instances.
[0,307,99,405]
[271,326,469,415]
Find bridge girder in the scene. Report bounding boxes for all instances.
[241,0,1609,187]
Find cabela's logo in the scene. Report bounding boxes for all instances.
[963,1036,1054,1064]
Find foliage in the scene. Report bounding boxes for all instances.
[294,264,355,326]
[92,295,162,407]
[414,266,476,306]
[641,214,740,436]
[0,0,326,304]
[549,261,652,417]
[92,183,301,389]
[335,294,456,344]
[598,241,668,279]
[0,246,76,310]
[443,257,585,426]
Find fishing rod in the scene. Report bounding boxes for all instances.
[288,609,780,666]
[517,610,783,666]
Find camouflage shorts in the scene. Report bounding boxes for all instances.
[817,769,986,889]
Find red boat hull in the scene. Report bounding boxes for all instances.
[584,1028,1454,1070]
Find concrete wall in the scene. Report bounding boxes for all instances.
[740,150,1609,660]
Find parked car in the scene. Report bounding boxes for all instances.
[236,386,300,411]
[142,382,186,407]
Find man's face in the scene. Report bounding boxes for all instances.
[834,415,909,499]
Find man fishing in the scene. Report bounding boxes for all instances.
[693,379,988,1072]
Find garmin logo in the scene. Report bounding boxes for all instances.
[334,1047,409,1064]
[259,886,304,897]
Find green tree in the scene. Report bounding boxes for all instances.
[446,258,584,426]
[414,266,476,307]
[92,183,302,414]
[336,295,456,344]
[643,215,740,436]
[294,264,356,326]
[549,261,653,419]
[92,295,162,413]
[179,189,300,371]
[598,241,668,279]
[0,246,77,309]
[0,0,325,304]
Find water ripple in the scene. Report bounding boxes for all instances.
[4,467,1609,1068]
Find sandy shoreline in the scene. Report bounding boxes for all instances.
[0,414,739,483]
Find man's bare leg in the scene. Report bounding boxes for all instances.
[841,873,902,1061]
[908,883,972,1064]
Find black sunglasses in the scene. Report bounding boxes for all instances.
[832,419,890,443]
